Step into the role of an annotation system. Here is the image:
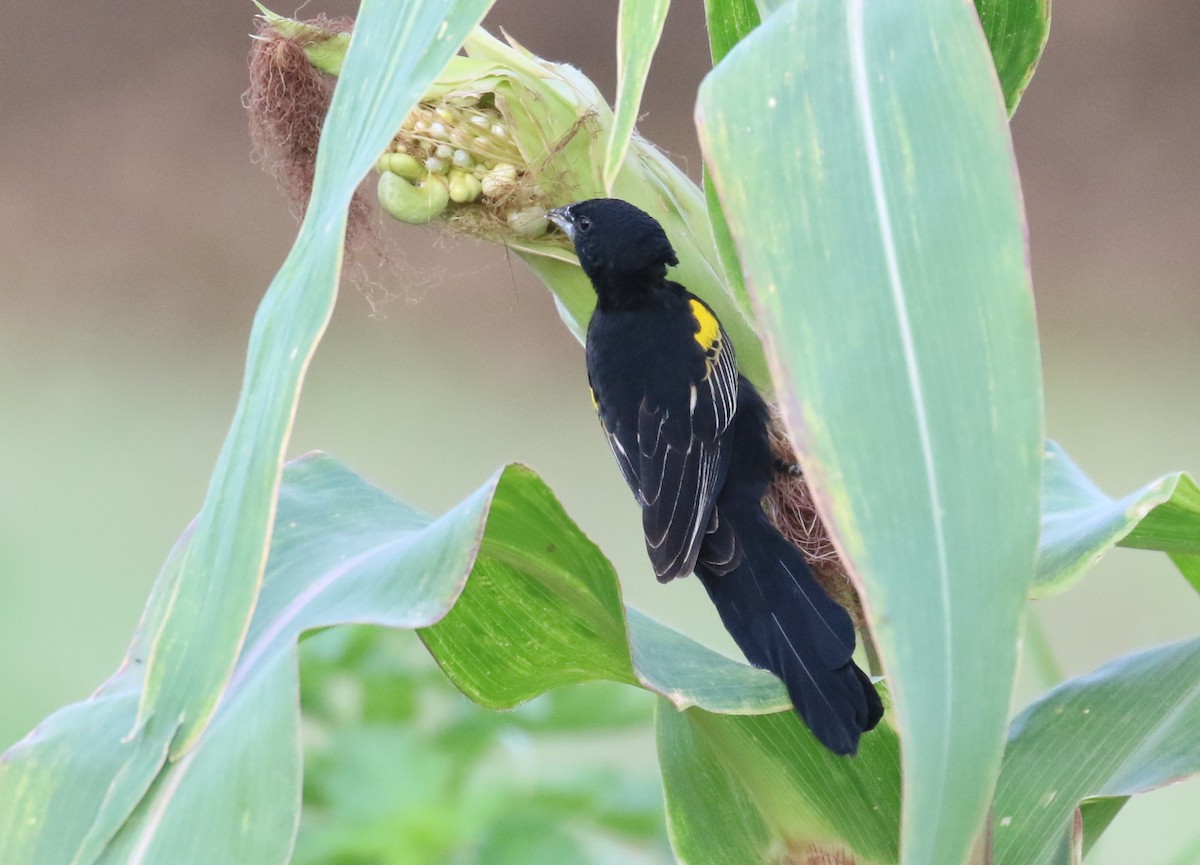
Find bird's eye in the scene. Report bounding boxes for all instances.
[577,215,592,232]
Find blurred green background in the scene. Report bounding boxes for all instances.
[2,1,1197,861]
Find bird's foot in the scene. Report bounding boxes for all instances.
[774,459,803,478]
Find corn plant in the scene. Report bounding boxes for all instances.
[4,1,1200,864]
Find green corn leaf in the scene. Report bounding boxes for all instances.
[703,0,761,64]
[1035,440,1200,597]
[95,654,300,865]
[704,0,1051,113]
[994,638,1200,865]
[0,534,208,865]
[2,451,903,864]
[697,3,1042,864]
[1079,796,1128,858]
[0,0,500,860]
[0,670,164,865]
[604,0,672,192]
[974,0,1052,114]
[137,0,498,760]
[0,453,493,865]
[700,2,760,321]
[658,702,901,865]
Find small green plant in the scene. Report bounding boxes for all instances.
[3,2,1199,864]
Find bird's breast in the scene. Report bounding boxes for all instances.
[586,308,698,409]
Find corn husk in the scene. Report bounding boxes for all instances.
[256,14,765,377]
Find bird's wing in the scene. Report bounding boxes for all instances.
[598,410,642,501]
[634,298,739,582]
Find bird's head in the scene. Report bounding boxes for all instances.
[547,198,679,289]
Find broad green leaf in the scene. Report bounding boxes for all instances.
[700,0,1049,326]
[418,466,793,716]
[419,467,640,704]
[316,453,899,859]
[0,671,164,865]
[1079,796,1127,858]
[1,2,498,853]
[95,653,300,865]
[703,0,761,64]
[604,0,672,193]
[700,2,758,320]
[139,0,497,759]
[627,610,786,713]
[0,536,193,865]
[0,453,495,865]
[1035,441,1200,597]
[697,3,1041,864]
[658,701,901,865]
[973,0,1051,114]
[705,0,1051,115]
[419,452,908,860]
[994,638,1200,865]
[93,453,503,864]
[4,451,900,863]
[1124,483,1200,554]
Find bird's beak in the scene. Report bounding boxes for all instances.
[545,206,574,240]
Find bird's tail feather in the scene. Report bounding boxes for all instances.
[697,507,883,755]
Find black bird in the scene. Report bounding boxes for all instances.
[547,198,883,755]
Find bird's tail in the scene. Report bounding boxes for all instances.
[697,506,883,755]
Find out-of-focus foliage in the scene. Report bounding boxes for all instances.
[296,627,669,865]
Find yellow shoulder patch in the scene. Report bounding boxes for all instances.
[688,298,721,352]
[589,387,599,410]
